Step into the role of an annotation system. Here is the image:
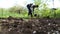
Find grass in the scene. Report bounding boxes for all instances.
[0,8,60,18]
[0,10,29,18]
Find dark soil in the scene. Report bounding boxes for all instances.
[0,17,60,34]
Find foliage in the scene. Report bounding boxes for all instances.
[0,5,28,18]
[0,0,60,18]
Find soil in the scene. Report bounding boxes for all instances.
[0,17,60,34]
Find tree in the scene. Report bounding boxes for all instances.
[33,0,51,18]
[9,5,26,14]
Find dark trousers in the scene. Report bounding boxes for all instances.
[28,8,33,17]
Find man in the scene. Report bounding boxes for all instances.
[27,3,33,17]
[27,3,38,17]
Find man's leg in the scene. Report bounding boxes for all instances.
[31,12,33,17]
[28,12,33,17]
[28,9,33,17]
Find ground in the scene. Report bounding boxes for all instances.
[0,17,60,34]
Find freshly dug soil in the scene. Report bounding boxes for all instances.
[0,17,60,34]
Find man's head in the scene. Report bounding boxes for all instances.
[32,5,38,11]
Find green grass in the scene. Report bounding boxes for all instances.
[0,8,60,18]
[0,10,29,18]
